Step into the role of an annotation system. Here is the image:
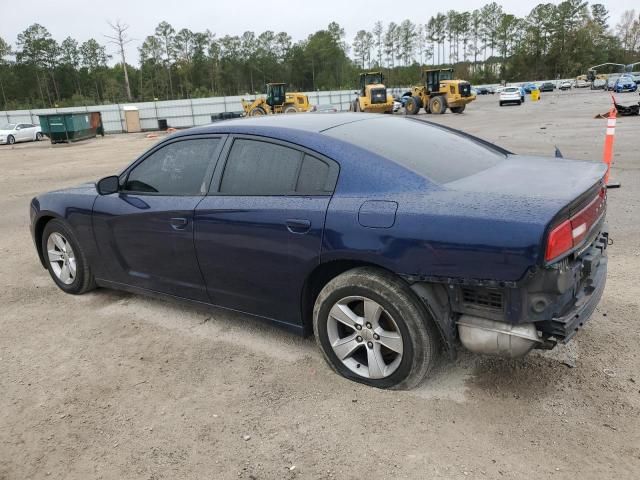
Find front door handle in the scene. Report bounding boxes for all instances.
[286,218,311,234]
[170,217,188,230]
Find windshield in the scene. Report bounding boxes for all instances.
[504,87,519,92]
[324,117,506,184]
[0,124,16,130]
[364,73,383,84]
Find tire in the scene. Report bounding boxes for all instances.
[283,105,298,114]
[404,95,422,115]
[450,105,465,114]
[313,267,439,390]
[428,96,446,114]
[7,135,15,145]
[35,132,43,141]
[249,107,266,116]
[41,219,95,295]
[517,100,522,105]
[499,101,504,106]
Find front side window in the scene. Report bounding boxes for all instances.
[219,139,302,195]
[124,138,220,195]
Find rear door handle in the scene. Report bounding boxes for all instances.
[170,217,188,230]
[286,218,311,234]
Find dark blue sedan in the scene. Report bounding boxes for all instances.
[30,114,609,389]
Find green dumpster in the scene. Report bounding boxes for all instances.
[38,111,105,144]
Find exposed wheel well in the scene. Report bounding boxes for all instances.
[301,260,395,336]
[34,215,55,268]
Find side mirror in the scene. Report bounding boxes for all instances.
[97,175,119,195]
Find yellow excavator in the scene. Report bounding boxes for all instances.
[349,72,394,113]
[403,68,475,115]
[241,83,311,116]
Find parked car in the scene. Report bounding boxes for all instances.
[30,114,609,389]
[310,104,339,113]
[559,81,572,91]
[605,76,620,91]
[500,86,523,106]
[522,83,539,93]
[575,79,590,88]
[540,82,555,92]
[0,123,44,145]
[474,87,489,95]
[494,86,506,94]
[613,75,638,93]
[591,78,606,90]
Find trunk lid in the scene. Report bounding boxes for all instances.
[445,155,606,204]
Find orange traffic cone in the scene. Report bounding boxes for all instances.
[602,98,621,188]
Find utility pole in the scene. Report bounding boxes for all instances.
[105,20,133,102]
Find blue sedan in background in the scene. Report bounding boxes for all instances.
[30,114,609,389]
[614,75,638,93]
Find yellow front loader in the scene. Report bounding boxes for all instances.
[404,68,475,115]
[241,83,311,116]
[349,72,394,113]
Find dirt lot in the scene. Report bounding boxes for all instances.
[1,89,639,480]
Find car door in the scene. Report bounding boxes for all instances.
[92,135,225,301]
[194,136,339,326]
[15,124,28,141]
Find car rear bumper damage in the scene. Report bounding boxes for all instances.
[410,225,609,358]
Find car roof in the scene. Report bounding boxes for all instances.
[184,112,381,134]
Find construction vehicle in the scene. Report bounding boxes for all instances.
[403,68,475,115]
[241,83,311,116]
[349,72,394,113]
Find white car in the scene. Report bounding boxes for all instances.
[0,123,44,145]
[499,87,523,106]
[559,81,572,91]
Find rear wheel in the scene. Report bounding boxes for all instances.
[283,105,298,114]
[450,105,466,114]
[313,267,439,389]
[428,96,447,114]
[499,101,504,106]
[404,96,421,115]
[517,100,522,105]
[42,219,95,295]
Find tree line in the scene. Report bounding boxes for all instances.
[0,1,639,109]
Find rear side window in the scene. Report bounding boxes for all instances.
[324,116,506,184]
[219,139,302,195]
[296,155,338,195]
[124,138,220,195]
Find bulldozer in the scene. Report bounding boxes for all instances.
[349,72,394,113]
[241,83,311,116]
[403,68,475,115]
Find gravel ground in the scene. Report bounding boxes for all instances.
[1,88,639,480]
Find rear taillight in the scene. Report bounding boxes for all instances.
[545,187,606,262]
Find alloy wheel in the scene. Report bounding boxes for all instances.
[326,296,403,379]
[46,232,77,285]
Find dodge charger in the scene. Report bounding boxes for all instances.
[30,114,609,389]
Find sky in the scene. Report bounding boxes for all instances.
[3,0,632,64]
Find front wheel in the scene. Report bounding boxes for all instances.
[7,135,15,145]
[428,96,447,114]
[42,219,95,294]
[35,132,43,141]
[313,267,439,389]
[404,96,421,115]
